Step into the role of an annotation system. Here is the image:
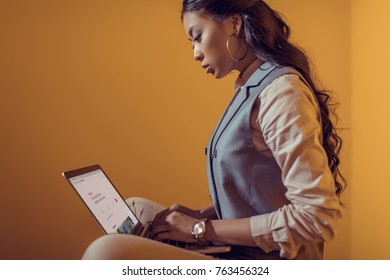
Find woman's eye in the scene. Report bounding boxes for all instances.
[193,34,201,43]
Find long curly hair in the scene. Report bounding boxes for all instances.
[182,0,346,199]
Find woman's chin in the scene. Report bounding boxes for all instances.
[212,70,228,79]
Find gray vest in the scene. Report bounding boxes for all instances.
[206,63,323,259]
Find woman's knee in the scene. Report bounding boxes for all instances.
[82,234,214,260]
[125,197,166,224]
[82,234,137,260]
[125,196,146,207]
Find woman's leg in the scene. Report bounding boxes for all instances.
[82,197,215,260]
[82,234,214,260]
[125,197,166,224]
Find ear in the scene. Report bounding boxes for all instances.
[230,14,243,35]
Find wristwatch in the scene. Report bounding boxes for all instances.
[191,219,210,244]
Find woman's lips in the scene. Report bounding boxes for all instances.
[205,66,214,74]
[202,64,214,74]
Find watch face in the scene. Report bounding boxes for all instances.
[193,221,206,235]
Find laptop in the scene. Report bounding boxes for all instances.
[62,164,230,254]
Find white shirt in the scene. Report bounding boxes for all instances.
[249,74,343,259]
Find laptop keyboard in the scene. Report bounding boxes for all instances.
[142,224,152,238]
[162,239,186,248]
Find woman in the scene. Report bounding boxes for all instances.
[83,0,345,260]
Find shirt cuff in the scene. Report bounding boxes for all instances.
[250,214,280,253]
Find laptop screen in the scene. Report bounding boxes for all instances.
[65,166,139,234]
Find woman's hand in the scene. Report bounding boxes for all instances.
[152,204,202,225]
[150,203,215,242]
[151,211,197,243]
[169,203,204,219]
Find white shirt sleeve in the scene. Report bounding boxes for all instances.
[249,74,343,259]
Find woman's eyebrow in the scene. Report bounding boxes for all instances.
[188,25,197,39]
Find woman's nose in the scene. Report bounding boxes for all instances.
[193,45,203,61]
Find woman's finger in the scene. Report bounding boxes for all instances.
[153,231,172,241]
[168,204,201,219]
[151,208,170,226]
[169,203,181,211]
[150,223,171,239]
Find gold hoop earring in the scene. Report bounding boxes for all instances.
[226,34,248,62]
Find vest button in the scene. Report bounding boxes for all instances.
[213,149,217,158]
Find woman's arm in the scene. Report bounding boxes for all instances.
[249,74,343,259]
[205,218,256,247]
[151,210,256,247]
[198,204,218,220]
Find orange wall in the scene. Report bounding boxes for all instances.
[350,0,390,259]
[0,1,351,259]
